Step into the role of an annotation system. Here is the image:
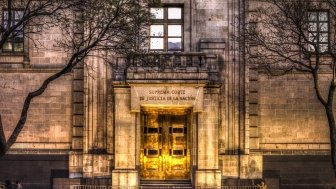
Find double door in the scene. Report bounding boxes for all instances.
[140,109,191,180]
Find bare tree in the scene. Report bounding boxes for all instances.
[0,0,155,156]
[246,0,336,175]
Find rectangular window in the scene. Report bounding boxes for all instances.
[308,11,329,53]
[150,7,183,51]
[2,10,24,52]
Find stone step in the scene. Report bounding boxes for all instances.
[140,180,192,188]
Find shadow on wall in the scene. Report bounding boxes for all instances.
[0,154,68,189]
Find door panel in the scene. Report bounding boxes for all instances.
[140,109,190,180]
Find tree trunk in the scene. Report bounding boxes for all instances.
[0,115,7,156]
[325,106,336,176]
[0,52,85,157]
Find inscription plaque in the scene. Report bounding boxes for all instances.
[131,85,204,112]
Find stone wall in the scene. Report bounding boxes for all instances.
[0,13,74,189]
[258,74,330,153]
[0,14,73,151]
[29,26,70,66]
[0,72,73,151]
[3,0,336,188]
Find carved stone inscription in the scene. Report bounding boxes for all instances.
[143,89,195,101]
[131,86,203,112]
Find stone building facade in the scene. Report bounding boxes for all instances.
[0,0,335,189]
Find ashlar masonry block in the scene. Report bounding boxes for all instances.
[220,155,263,179]
[112,170,138,188]
[195,170,222,188]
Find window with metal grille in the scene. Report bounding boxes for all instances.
[150,6,183,51]
[2,10,24,52]
[308,11,329,53]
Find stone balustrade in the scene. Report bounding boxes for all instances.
[114,52,219,83]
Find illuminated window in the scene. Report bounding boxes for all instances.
[2,10,24,52]
[308,11,329,53]
[150,7,183,51]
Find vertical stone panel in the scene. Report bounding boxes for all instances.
[81,54,111,177]
[112,86,138,187]
[107,64,114,154]
[193,0,245,161]
[195,87,221,187]
[113,87,136,169]
[70,60,84,177]
[248,67,260,151]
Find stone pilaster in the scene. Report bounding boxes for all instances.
[112,86,138,187]
[69,7,85,178]
[69,61,85,178]
[82,55,112,178]
[195,87,221,187]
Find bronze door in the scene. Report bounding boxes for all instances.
[140,109,191,180]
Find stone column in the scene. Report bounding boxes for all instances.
[112,86,138,187]
[195,87,221,187]
[82,55,112,178]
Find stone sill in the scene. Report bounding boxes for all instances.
[0,53,25,64]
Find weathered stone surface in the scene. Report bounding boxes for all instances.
[195,170,221,187]
[0,73,72,148]
[258,74,330,152]
[112,170,138,187]
[113,87,136,170]
[130,85,204,112]
[220,155,262,179]
[1,0,336,188]
[30,27,69,66]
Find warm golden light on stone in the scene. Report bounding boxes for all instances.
[140,108,191,180]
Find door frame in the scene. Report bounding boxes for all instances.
[137,106,195,181]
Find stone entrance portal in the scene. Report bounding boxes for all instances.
[140,108,191,180]
[112,83,222,188]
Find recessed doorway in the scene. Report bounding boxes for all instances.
[140,108,191,180]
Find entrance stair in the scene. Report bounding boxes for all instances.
[140,180,192,189]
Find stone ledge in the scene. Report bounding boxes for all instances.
[259,142,330,151]
[0,153,69,159]
[251,149,330,155]
[0,54,24,64]
[127,71,210,81]
[11,142,71,150]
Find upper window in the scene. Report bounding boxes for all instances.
[2,10,24,52]
[150,7,183,52]
[308,11,329,53]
